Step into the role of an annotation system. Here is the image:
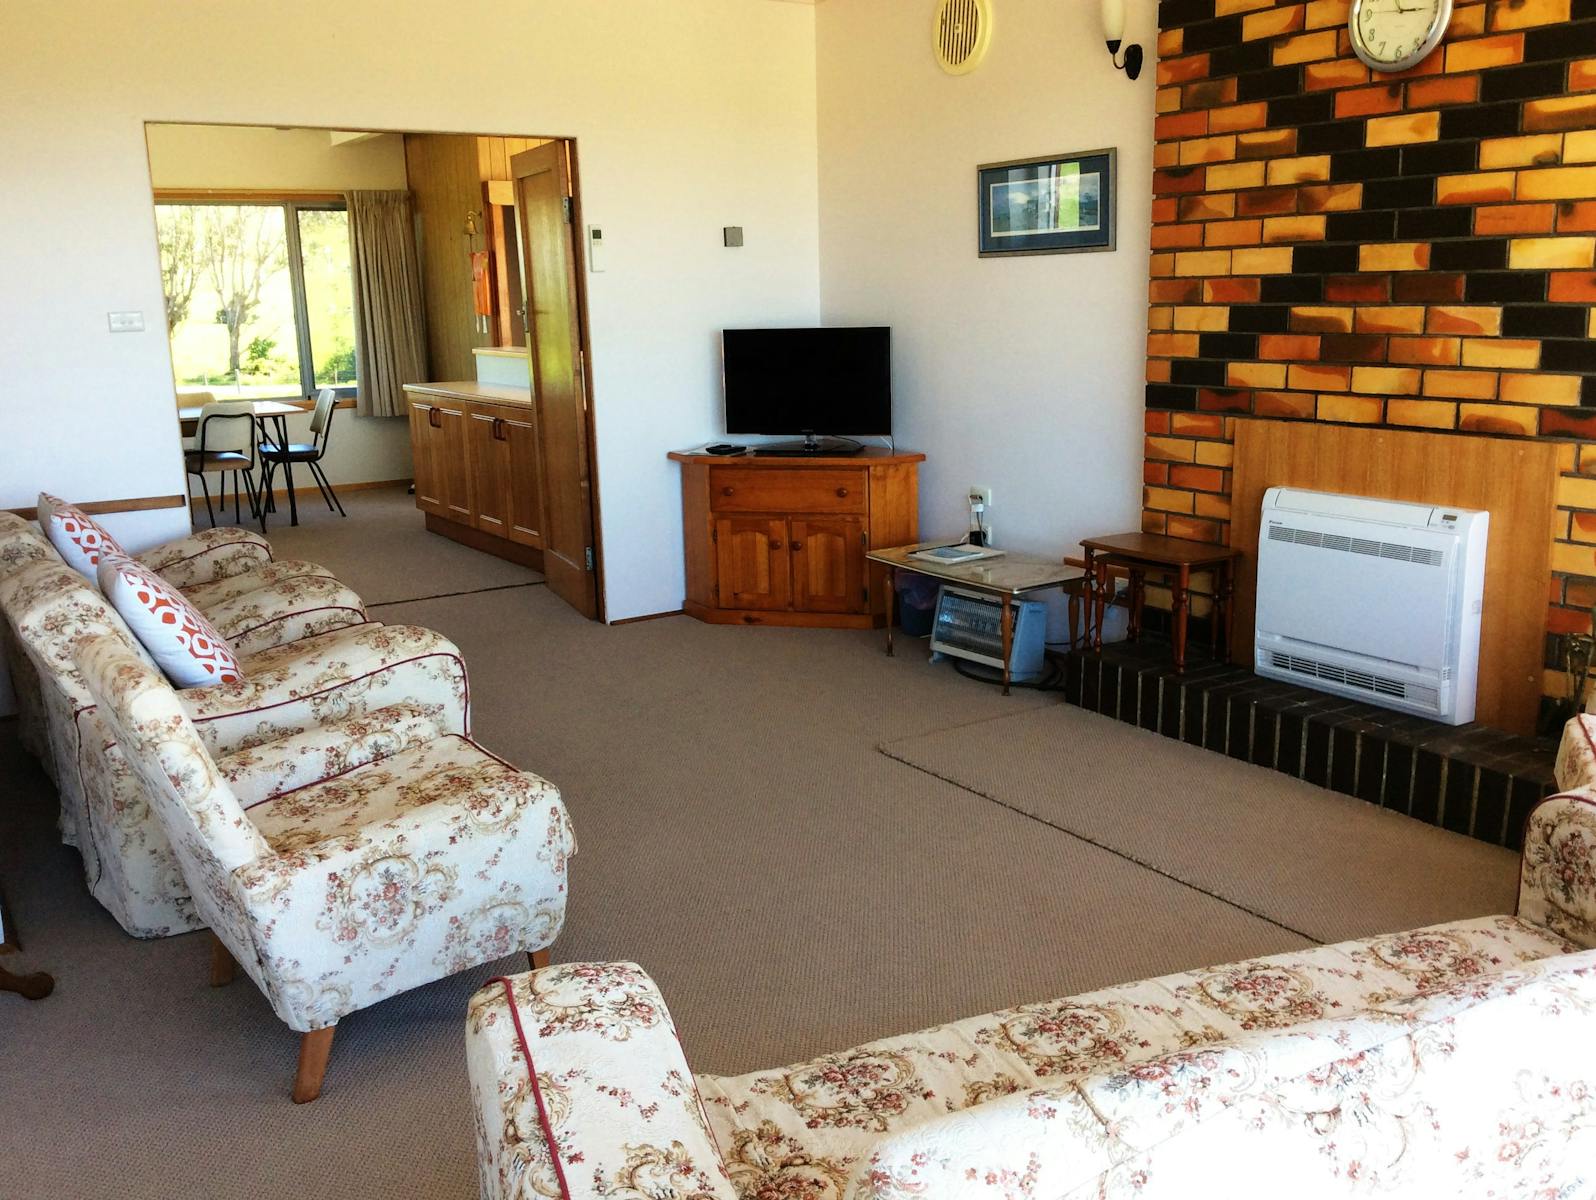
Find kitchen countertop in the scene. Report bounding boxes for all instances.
[402,380,532,406]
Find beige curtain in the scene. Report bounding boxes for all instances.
[345,190,427,417]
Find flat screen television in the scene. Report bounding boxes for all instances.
[722,326,891,454]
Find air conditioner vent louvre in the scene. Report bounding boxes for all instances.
[1267,523,1443,566]
[1268,651,1445,706]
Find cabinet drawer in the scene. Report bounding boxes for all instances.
[708,467,867,514]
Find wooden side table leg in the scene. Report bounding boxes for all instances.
[1088,550,1105,651]
[1066,579,1080,651]
[885,566,896,658]
[1128,568,1145,641]
[0,960,53,1001]
[1172,564,1190,673]
[1000,593,1014,696]
[1222,561,1237,661]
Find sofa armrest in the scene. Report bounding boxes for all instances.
[464,963,737,1200]
[136,527,271,588]
[179,623,469,754]
[205,577,368,656]
[1555,715,1596,792]
[183,559,335,608]
[214,703,444,809]
[1517,791,1596,949]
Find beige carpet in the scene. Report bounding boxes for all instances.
[0,488,1520,1199]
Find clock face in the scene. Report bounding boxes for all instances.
[1350,0,1451,72]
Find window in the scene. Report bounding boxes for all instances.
[155,198,357,400]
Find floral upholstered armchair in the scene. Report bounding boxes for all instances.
[467,792,1596,1199]
[0,559,469,937]
[76,633,576,1102]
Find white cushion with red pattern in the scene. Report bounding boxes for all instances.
[38,492,127,580]
[97,553,242,688]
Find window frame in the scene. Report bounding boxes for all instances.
[153,190,358,403]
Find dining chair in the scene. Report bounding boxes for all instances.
[186,401,260,529]
[258,388,345,528]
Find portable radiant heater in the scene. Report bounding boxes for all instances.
[929,585,1048,683]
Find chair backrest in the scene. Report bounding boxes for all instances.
[74,633,270,877]
[308,387,340,451]
[195,401,256,460]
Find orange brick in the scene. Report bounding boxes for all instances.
[1389,336,1462,365]
[1459,403,1537,435]
[1170,464,1226,491]
[1155,110,1210,141]
[1242,4,1305,39]
[1150,278,1202,303]
[1489,0,1570,29]
[1172,412,1224,437]
[1444,34,1524,72]
[1154,143,1181,169]
[1475,203,1557,235]
[1149,306,1174,331]
[1263,215,1326,242]
[1141,509,1168,535]
[1423,369,1499,399]
[1406,74,1479,107]
[1298,182,1363,212]
[1196,440,1235,467]
[1205,276,1261,302]
[1145,486,1196,514]
[1147,359,1172,383]
[1175,250,1231,276]
[1553,542,1596,577]
[1157,28,1185,57]
[1355,306,1425,334]
[1288,305,1353,332]
[1550,271,1596,302]
[1367,111,1441,147]
[1237,129,1298,160]
[1149,252,1175,278]
[1208,161,1267,190]
[1265,155,1331,185]
[1427,305,1502,335]
[1231,246,1295,273]
[1145,460,1169,485]
[1193,492,1232,521]
[1180,135,1239,166]
[1564,130,1596,164]
[1501,372,1582,405]
[1525,95,1596,132]
[1359,242,1431,271]
[1217,0,1278,14]
[1304,0,1351,27]
[1152,223,1205,249]
[1479,133,1563,169]
[1306,59,1369,90]
[1253,390,1316,418]
[1152,197,1179,224]
[1148,332,1201,356]
[1460,338,1540,368]
[1573,57,1596,91]
[1158,54,1210,86]
[1452,2,1489,36]
[1437,172,1517,204]
[1520,166,1596,201]
[1288,362,1351,390]
[1238,186,1302,215]
[1509,236,1596,269]
[1179,193,1237,222]
[1559,200,1596,232]
[1387,398,1458,429]
[1204,219,1264,246]
[1197,387,1252,413]
[1154,167,1207,196]
[1350,366,1422,394]
[1209,102,1270,133]
[1146,435,1197,462]
[1156,87,1182,115]
[1227,361,1288,387]
[1145,411,1171,435]
[1274,29,1339,64]
[1165,515,1223,542]
[1172,306,1231,331]
[1391,45,1446,77]
[1336,84,1404,119]
[1184,78,1239,108]
[1260,334,1322,359]
[1317,394,1385,423]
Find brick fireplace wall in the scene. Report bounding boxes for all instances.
[1143,0,1596,718]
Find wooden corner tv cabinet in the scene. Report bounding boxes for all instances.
[669,448,924,628]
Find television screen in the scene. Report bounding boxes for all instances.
[722,327,891,436]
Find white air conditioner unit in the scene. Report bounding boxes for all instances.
[1254,487,1488,725]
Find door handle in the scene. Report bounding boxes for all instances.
[790,540,802,551]
[768,539,782,551]
[722,486,735,496]
[836,487,849,497]
[429,408,441,428]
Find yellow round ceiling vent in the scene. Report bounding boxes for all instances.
[932,0,993,75]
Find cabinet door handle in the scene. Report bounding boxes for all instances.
[835,487,849,497]
[722,486,735,496]
[429,408,441,428]
[494,418,506,441]
[768,538,782,551]
[791,540,802,551]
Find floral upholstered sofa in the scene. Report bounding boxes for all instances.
[466,790,1596,1199]
[0,512,471,938]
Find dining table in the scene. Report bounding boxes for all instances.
[177,398,308,526]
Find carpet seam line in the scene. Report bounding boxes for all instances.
[367,581,546,609]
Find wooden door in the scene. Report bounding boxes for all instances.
[409,402,444,516]
[502,413,544,547]
[512,141,599,618]
[467,409,511,535]
[434,404,474,524]
[792,517,867,614]
[715,517,790,611]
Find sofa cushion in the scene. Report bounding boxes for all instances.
[97,553,241,687]
[39,494,125,580]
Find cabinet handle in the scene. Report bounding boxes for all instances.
[494,418,506,441]
[429,408,441,428]
[835,487,849,498]
[722,486,735,496]
[791,540,802,551]
[768,539,782,551]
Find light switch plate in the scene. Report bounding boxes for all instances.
[723,226,744,248]
[108,310,145,333]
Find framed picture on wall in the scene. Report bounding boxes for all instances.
[977,148,1116,257]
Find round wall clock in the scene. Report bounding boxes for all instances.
[1348,0,1452,73]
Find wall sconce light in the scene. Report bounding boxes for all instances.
[1101,0,1143,81]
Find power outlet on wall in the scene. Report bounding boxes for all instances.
[969,486,993,508]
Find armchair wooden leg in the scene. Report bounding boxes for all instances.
[0,961,53,1001]
[528,947,551,971]
[208,932,237,988]
[292,1025,337,1104]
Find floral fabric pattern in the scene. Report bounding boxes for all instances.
[1556,714,1596,793]
[77,634,573,1034]
[1520,791,1596,950]
[134,525,272,588]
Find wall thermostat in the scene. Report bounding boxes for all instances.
[586,225,604,272]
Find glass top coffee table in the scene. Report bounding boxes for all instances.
[867,541,1084,694]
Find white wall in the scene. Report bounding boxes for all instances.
[0,0,822,619]
[814,0,1153,573]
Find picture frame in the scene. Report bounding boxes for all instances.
[977,148,1117,257]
